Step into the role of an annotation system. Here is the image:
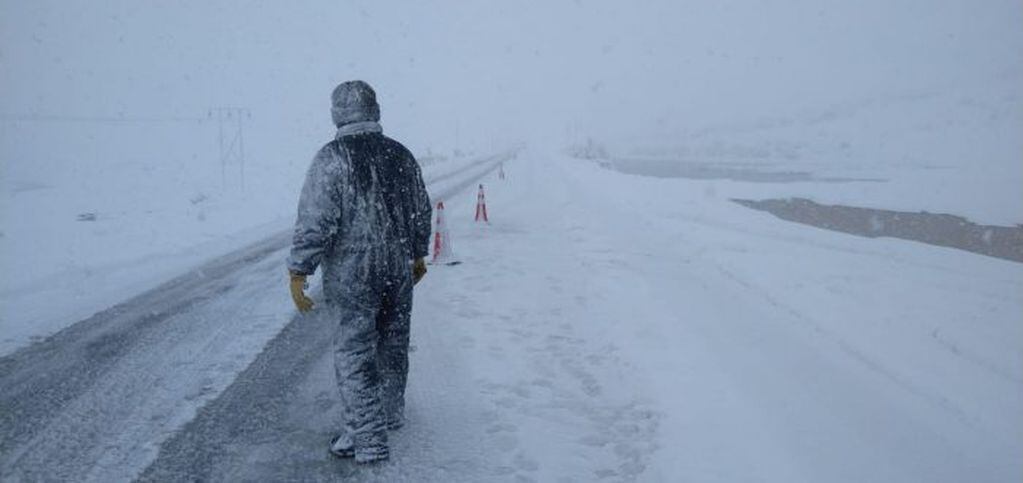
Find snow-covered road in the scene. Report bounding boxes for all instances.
[2,149,1020,482]
[0,154,510,481]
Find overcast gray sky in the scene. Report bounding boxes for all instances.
[2,0,1021,154]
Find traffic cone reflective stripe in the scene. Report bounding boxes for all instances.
[475,184,489,223]
[432,231,442,259]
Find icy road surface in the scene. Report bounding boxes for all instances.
[0,154,509,481]
[3,150,1022,482]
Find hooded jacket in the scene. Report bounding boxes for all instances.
[287,81,432,276]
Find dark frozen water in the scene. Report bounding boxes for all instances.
[735,198,1023,263]
[604,158,885,183]
[596,158,1019,262]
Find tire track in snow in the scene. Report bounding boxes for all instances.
[556,155,1020,481]
[708,261,974,425]
[0,153,513,481]
[0,233,290,479]
[137,157,511,481]
[409,154,663,481]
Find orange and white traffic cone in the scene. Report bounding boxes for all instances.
[431,201,457,264]
[475,184,489,223]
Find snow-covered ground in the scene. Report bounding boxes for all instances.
[2,147,1020,481]
[397,149,1022,481]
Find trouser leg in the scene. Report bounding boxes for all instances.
[376,279,413,429]
[334,303,388,460]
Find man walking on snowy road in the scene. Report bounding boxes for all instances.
[287,80,432,464]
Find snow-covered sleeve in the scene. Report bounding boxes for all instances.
[287,146,341,275]
[408,155,432,260]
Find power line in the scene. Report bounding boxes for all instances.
[209,107,250,192]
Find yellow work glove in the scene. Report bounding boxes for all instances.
[412,258,428,285]
[289,272,314,313]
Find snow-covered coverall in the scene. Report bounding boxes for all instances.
[287,80,432,460]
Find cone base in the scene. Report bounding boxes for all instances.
[428,260,462,266]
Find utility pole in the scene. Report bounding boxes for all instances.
[208,107,250,192]
[454,118,460,157]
